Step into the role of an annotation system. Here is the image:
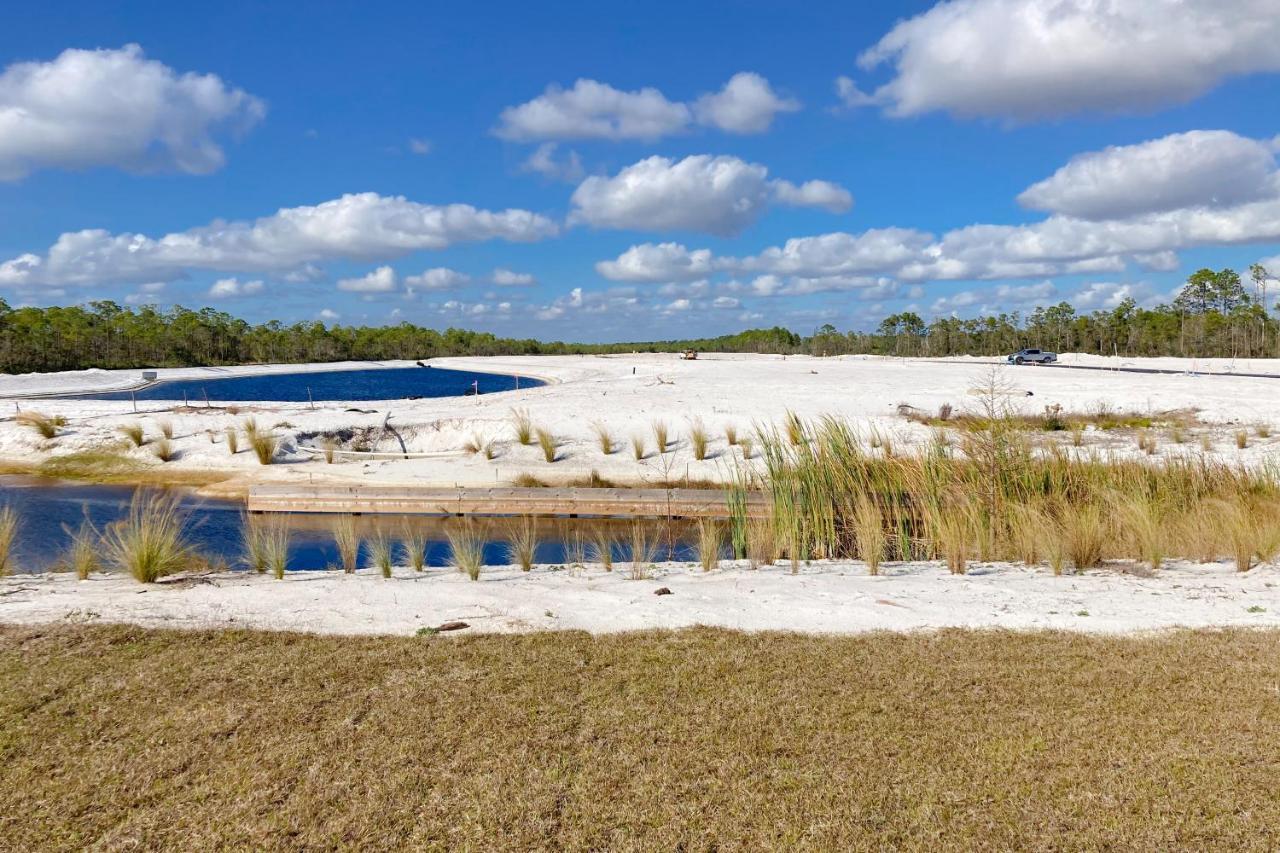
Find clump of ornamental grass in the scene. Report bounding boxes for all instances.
[562,525,587,567]
[724,424,739,446]
[321,435,339,463]
[746,514,777,569]
[0,506,19,577]
[511,472,547,487]
[511,408,534,446]
[333,515,359,573]
[651,420,670,454]
[931,498,973,575]
[1062,503,1107,572]
[251,430,279,465]
[1200,434,1213,452]
[369,531,394,579]
[696,519,723,572]
[61,518,101,580]
[689,418,710,461]
[738,436,754,459]
[1219,498,1258,572]
[784,410,805,446]
[447,521,485,580]
[589,528,615,571]
[1236,429,1249,449]
[101,490,193,584]
[592,422,616,455]
[151,437,176,462]
[1171,424,1186,444]
[1008,503,1044,567]
[119,423,146,447]
[225,426,239,455]
[852,494,886,576]
[631,435,646,461]
[628,522,655,580]
[17,411,65,439]
[262,521,290,580]
[1114,492,1167,572]
[156,419,174,440]
[535,428,558,463]
[242,516,270,574]
[1068,423,1085,447]
[505,516,538,572]
[401,524,427,572]
[242,417,260,442]
[1258,423,1273,439]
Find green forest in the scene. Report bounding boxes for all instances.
[1,266,1275,373]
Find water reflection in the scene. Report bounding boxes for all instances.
[0,475,701,573]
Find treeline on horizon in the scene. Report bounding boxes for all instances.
[1,266,1276,374]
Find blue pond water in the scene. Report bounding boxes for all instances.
[0,477,700,573]
[67,365,541,402]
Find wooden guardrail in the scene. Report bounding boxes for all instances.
[247,484,768,519]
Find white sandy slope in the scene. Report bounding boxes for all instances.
[1,559,1277,637]
[2,352,1280,492]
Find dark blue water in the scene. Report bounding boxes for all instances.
[0,476,700,573]
[66,365,541,402]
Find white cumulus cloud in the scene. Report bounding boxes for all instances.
[570,155,851,235]
[337,265,398,293]
[496,73,799,141]
[492,268,535,286]
[404,267,470,292]
[0,44,265,180]
[853,0,1280,120]
[692,72,800,133]
[495,79,690,141]
[1018,130,1280,220]
[0,193,558,288]
[208,277,264,298]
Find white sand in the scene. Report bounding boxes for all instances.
[2,352,1280,493]
[2,559,1276,637]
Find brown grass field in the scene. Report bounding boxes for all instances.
[2,624,1279,850]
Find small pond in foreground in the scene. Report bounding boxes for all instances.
[64,365,541,402]
[0,476,700,573]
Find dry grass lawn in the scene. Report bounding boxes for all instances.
[2,624,1279,850]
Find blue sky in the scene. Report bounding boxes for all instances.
[2,0,1280,341]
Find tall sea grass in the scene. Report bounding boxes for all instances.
[401,524,428,572]
[0,506,18,577]
[333,515,359,573]
[101,491,192,583]
[505,516,538,571]
[447,521,485,580]
[749,413,1280,572]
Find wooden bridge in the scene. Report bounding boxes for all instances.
[247,484,768,519]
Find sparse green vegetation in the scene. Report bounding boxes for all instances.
[100,491,192,583]
[369,532,394,579]
[0,506,17,577]
[535,428,558,463]
[401,524,427,572]
[505,516,538,572]
[651,420,669,454]
[151,437,176,462]
[447,521,485,580]
[695,519,722,572]
[333,516,359,573]
[511,408,533,445]
[689,418,709,461]
[591,422,616,455]
[15,410,64,439]
[120,422,146,447]
[250,430,279,465]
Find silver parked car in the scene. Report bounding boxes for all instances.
[1007,348,1057,365]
